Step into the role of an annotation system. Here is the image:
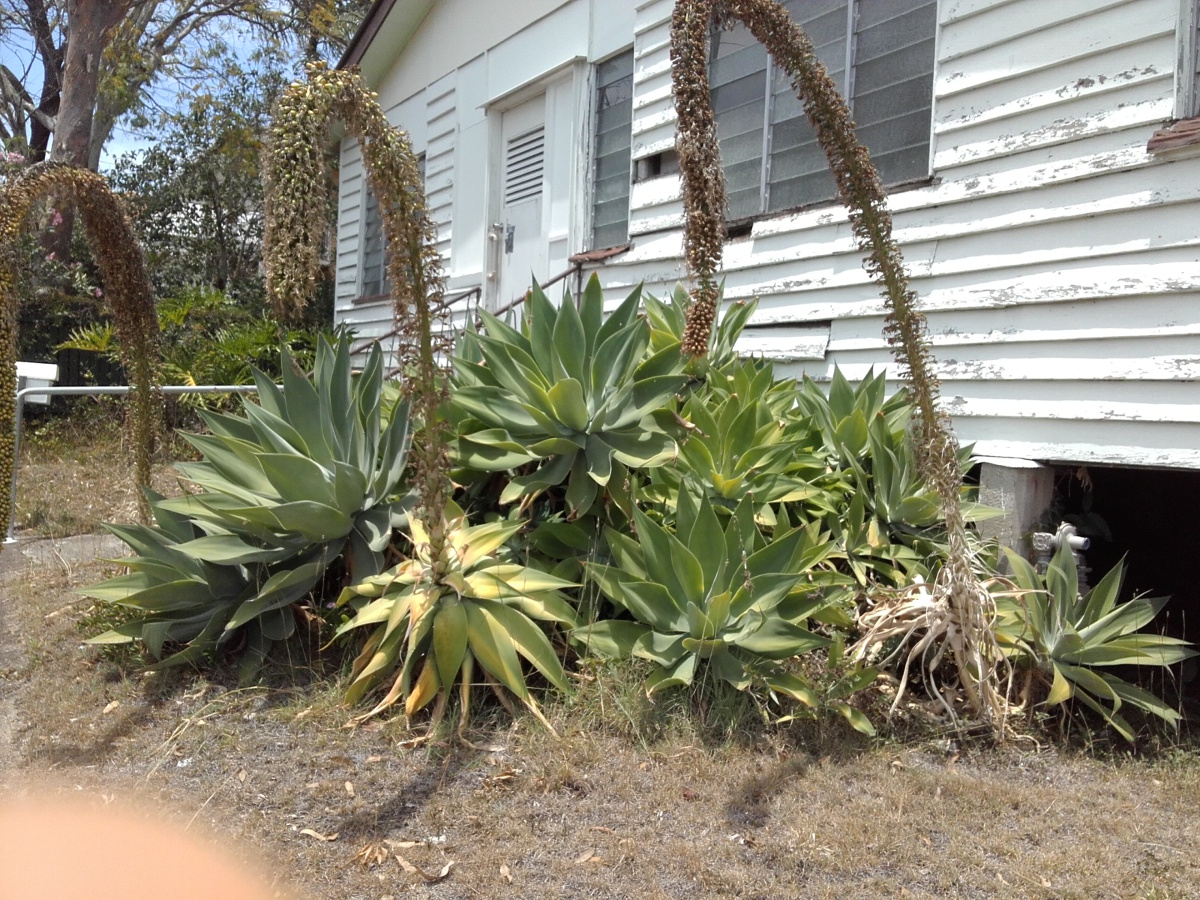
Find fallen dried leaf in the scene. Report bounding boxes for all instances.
[681,787,698,801]
[499,864,512,884]
[102,700,120,715]
[345,781,355,797]
[394,855,453,884]
[365,755,384,764]
[574,849,596,865]
[293,707,313,721]
[353,843,390,868]
[385,839,424,850]
[237,769,247,783]
[589,826,615,835]
[300,829,339,842]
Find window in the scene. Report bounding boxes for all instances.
[710,0,936,220]
[592,49,634,249]
[360,154,426,299]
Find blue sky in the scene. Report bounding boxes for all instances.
[0,14,262,169]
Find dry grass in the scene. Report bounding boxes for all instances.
[13,402,189,538]
[2,424,1199,899]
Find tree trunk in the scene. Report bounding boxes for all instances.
[48,0,136,255]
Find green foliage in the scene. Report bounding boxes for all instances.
[578,489,829,704]
[58,287,324,408]
[335,502,577,721]
[452,276,686,515]
[82,334,410,675]
[997,543,1195,741]
[107,70,283,306]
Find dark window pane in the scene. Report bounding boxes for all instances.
[592,49,633,248]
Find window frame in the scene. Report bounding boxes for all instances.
[708,0,937,226]
[356,153,426,304]
[589,46,635,252]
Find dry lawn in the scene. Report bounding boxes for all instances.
[2,424,1199,899]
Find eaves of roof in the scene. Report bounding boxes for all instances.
[338,0,399,70]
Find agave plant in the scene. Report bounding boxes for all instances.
[576,489,830,705]
[85,492,340,679]
[452,275,685,515]
[645,358,822,508]
[997,543,1194,741]
[643,283,755,371]
[83,334,411,674]
[335,501,578,730]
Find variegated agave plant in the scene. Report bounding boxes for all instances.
[997,542,1194,741]
[336,501,577,733]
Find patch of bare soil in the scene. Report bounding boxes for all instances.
[1,539,1199,900]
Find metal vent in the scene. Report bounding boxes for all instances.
[505,126,545,205]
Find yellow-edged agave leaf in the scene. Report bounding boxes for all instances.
[477,600,569,691]
[432,601,469,689]
[457,520,524,570]
[345,627,405,706]
[333,588,414,637]
[766,672,819,707]
[1045,663,1073,706]
[464,602,529,701]
[405,659,441,717]
[833,702,876,736]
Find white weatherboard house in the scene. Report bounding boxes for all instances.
[333,0,1200,535]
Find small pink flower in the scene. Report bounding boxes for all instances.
[44,252,55,262]
[48,209,63,227]
[93,287,104,298]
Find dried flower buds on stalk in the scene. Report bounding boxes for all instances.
[263,63,452,569]
[670,0,1005,729]
[0,162,161,532]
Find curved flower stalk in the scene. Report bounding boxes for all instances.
[670,0,1005,728]
[0,161,160,528]
[263,61,452,578]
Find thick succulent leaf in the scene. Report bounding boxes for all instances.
[634,630,688,666]
[476,599,568,691]
[225,547,336,630]
[644,653,697,694]
[432,600,469,689]
[572,619,649,658]
[632,505,702,609]
[1060,663,1121,709]
[600,430,676,468]
[1072,688,1135,743]
[547,378,589,432]
[565,452,600,513]
[257,454,339,509]
[1108,677,1183,725]
[833,703,877,736]
[735,618,829,659]
[1076,596,1168,647]
[524,282,558,377]
[603,530,648,581]
[764,671,819,707]
[552,292,588,384]
[172,535,292,566]
[464,601,529,701]
[453,385,543,433]
[457,520,525,570]
[1063,634,1196,667]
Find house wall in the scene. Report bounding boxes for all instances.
[337,0,1200,469]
